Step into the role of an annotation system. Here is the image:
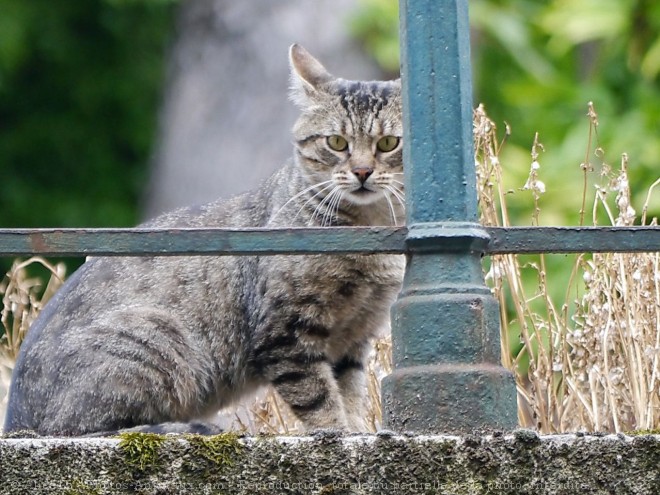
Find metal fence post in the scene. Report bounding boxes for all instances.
[381,0,518,433]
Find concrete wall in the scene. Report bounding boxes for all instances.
[1,431,658,494]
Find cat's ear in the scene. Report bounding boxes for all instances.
[289,44,333,106]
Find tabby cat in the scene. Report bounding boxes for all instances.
[3,44,405,435]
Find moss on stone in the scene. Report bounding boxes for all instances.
[1,433,659,494]
[184,432,243,469]
[629,429,660,435]
[117,432,167,471]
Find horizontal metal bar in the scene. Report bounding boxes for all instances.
[0,227,408,257]
[485,226,660,254]
[0,226,657,257]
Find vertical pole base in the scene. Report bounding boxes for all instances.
[381,363,517,434]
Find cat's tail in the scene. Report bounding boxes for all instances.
[86,421,224,437]
[1,422,224,438]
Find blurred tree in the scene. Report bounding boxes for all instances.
[0,0,174,229]
[143,0,384,218]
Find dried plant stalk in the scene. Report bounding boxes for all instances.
[1,257,66,424]
[567,156,660,432]
[476,103,660,433]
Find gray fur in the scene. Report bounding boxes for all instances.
[3,44,405,436]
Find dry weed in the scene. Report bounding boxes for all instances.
[567,156,660,432]
[476,102,660,433]
[0,257,66,423]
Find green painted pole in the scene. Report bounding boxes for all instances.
[381,0,518,433]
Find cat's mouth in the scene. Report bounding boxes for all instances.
[346,185,382,205]
[351,184,379,197]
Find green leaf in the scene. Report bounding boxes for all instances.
[471,1,557,81]
[540,0,630,54]
[641,36,660,80]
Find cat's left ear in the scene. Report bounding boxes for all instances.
[289,44,333,106]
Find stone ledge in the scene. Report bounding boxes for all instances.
[0,430,659,494]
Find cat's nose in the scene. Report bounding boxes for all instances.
[352,166,373,184]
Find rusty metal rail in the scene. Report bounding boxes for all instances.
[0,226,657,257]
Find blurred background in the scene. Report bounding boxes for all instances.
[1,0,659,247]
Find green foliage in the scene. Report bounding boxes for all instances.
[0,0,174,229]
[349,0,400,75]
[351,0,660,225]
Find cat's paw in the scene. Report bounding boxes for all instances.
[376,429,398,438]
[310,427,345,440]
[1,429,41,439]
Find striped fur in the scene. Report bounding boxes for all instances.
[3,45,404,436]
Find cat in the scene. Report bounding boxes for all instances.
[3,44,405,436]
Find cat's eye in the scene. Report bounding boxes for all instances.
[376,136,400,152]
[327,135,348,152]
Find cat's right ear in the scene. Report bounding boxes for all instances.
[289,44,333,107]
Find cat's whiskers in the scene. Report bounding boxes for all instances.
[271,180,332,220]
[310,185,343,226]
[291,182,337,224]
[317,190,335,226]
[323,188,345,226]
[366,174,405,226]
[388,184,406,200]
[374,175,403,193]
[320,192,335,226]
[386,184,406,206]
[332,189,347,225]
[272,179,335,222]
[382,191,399,226]
[325,187,345,226]
[385,185,406,217]
[310,190,331,224]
